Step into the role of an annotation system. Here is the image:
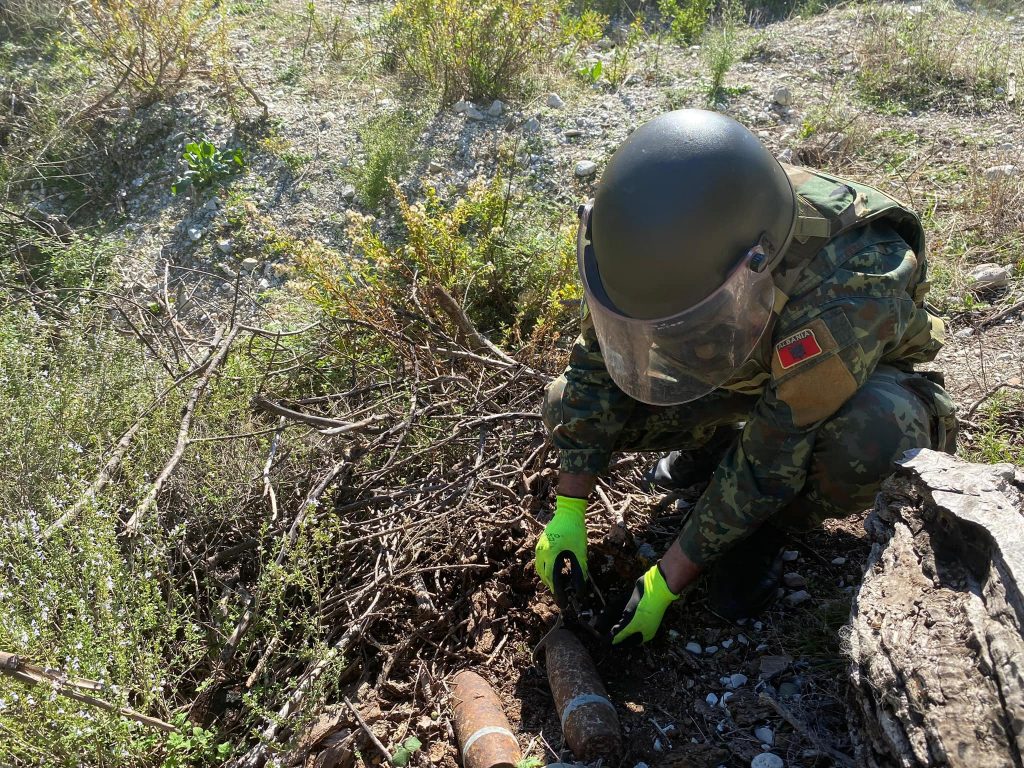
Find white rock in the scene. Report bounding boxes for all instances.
[786,590,811,606]
[754,726,775,745]
[427,160,444,174]
[575,160,599,178]
[686,641,703,655]
[341,185,356,202]
[984,164,1018,180]
[453,100,472,114]
[188,227,203,241]
[772,86,794,106]
[783,572,806,588]
[721,691,735,705]
[756,643,769,652]
[217,239,233,254]
[782,550,799,562]
[751,753,784,768]
[705,692,719,706]
[465,107,485,121]
[634,764,650,768]
[653,738,663,752]
[523,117,541,133]
[955,326,975,338]
[727,673,748,689]
[240,257,259,271]
[320,111,336,126]
[258,278,271,290]
[204,198,219,211]
[737,634,750,645]
[753,621,764,631]
[546,92,566,109]
[969,263,1012,290]
[486,100,505,117]
[831,556,847,565]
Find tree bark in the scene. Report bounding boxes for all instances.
[847,448,1024,768]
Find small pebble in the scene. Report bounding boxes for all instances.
[753,621,764,632]
[564,128,583,138]
[721,638,734,649]
[240,257,259,271]
[464,106,485,121]
[751,753,784,768]
[737,634,750,645]
[188,227,203,241]
[754,725,775,745]
[983,164,1018,180]
[546,92,566,109]
[575,160,599,178]
[427,160,444,174]
[782,550,799,562]
[705,692,719,706]
[786,590,811,606]
[705,645,719,655]
[523,117,541,133]
[831,557,847,565]
[783,572,806,589]
[217,239,233,254]
[727,673,748,689]
[486,100,504,117]
[772,86,793,106]
[453,99,472,114]
[341,185,356,202]
[756,643,769,652]
[685,641,702,655]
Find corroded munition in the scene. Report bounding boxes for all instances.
[451,670,521,768]
[544,628,621,760]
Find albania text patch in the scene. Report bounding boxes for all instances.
[775,329,823,370]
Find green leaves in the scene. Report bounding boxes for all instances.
[576,59,602,84]
[390,735,422,766]
[171,138,247,195]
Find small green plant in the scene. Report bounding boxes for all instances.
[159,715,233,768]
[702,3,741,105]
[171,139,246,195]
[515,758,545,768]
[558,7,607,68]
[606,13,646,88]
[354,109,424,208]
[390,735,422,767]
[576,59,603,84]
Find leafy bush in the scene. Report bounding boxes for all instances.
[660,0,712,44]
[71,0,233,105]
[701,3,740,104]
[301,176,580,351]
[382,0,558,102]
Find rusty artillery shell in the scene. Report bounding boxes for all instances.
[451,670,522,768]
[544,628,621,760]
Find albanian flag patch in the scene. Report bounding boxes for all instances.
[775,329,823,370]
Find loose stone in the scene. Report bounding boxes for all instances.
[754,726,774,745]
[546,92,566,109]
[575,160,598,178]
[783,572,806,588]
[751,753,784,768]
[786,590,811,606]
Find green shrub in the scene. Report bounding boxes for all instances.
[660,0,712,44]
[354,109,424,209]
[300,176,580,350]
[382,0,558,102]
[171,139,247,195]
[702,3,740,105]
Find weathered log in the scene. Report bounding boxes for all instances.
[847,448,1024,768]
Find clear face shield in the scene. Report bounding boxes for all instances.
[577,201,776,406]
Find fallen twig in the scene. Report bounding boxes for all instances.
[758,691,855,768]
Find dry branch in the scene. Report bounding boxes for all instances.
[125,326,238,536]
[0,651,176,733]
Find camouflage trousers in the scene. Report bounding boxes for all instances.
[543,365,957,533]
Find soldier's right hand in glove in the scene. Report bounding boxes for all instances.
[534,496,589,607]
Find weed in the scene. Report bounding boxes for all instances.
[577,59,604,84]
[153,715,232,768]
[383,0,558,102]
[607,13,646,88]
[71,0,234,106]
[353,109,424,209]
[964,390,1024,465]
[701,2,741,106]
[171,139,246,195]
[390,735,422,766]
[301,0,358,62]
[558,7,607,68]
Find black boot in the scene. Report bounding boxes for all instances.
[706,524,788,620]
[644,426,741,491]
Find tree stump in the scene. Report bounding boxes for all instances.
[847,449,1024,768]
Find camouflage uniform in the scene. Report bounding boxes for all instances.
[543,166,958,567]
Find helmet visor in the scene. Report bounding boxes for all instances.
[577,203,775,406]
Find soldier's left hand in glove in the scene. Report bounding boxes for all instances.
[609,564,681,646]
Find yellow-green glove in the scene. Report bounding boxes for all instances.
[534,496,589,607]
[610,564,681,646]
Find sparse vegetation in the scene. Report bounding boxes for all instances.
[353,108,425,208]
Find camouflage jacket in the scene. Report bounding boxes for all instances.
[547,166,945,566]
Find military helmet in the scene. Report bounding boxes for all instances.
[577,109,797,405]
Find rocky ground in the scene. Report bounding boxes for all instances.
[9,0,1023,765]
